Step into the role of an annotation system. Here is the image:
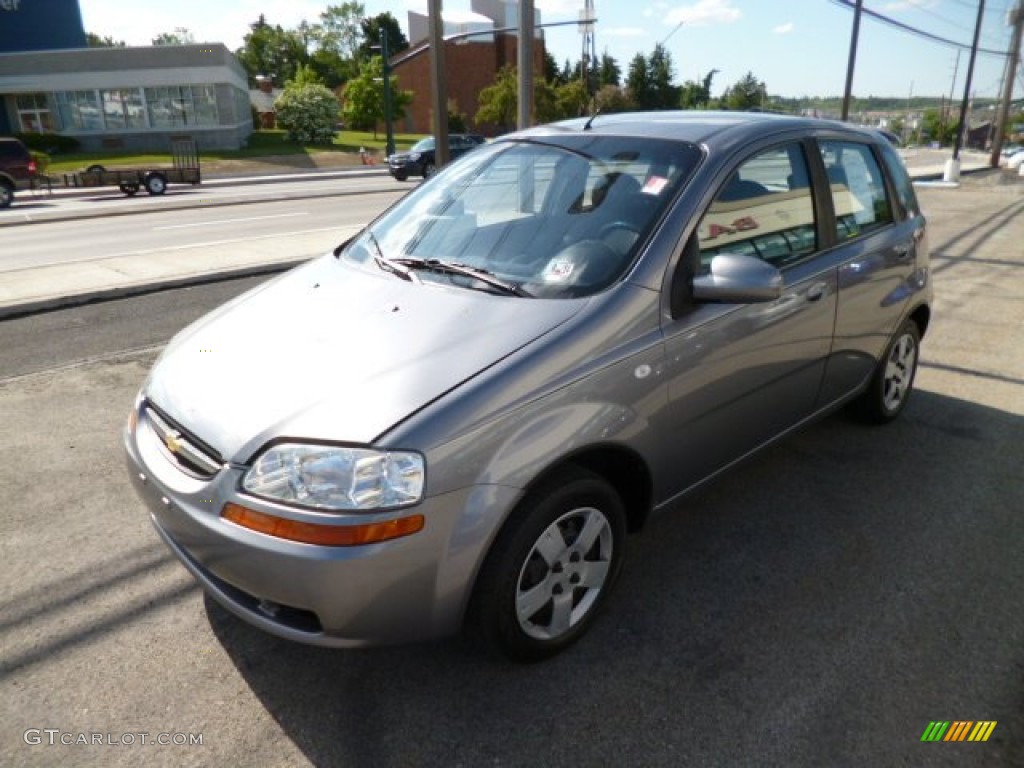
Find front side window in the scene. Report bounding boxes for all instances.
[345,136,702,299]
[697,142,817,271]
[820,140,893,239]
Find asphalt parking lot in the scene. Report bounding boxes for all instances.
[0,170,1022,767]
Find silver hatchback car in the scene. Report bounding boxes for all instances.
[125,112,931,661]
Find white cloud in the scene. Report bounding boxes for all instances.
[882,0,938,11]
[773,22,794,35]
[605,26,648,38]
[664,0,741,27]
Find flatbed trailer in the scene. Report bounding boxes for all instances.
[62,139,201,197]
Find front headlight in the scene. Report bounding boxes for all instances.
[242,443,424,511]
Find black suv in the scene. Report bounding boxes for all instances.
[387,134,485,181]
[0,137,37,208]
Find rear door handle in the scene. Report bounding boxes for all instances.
[893,243,913,259]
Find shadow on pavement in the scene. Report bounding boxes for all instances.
[207,389,1024,767]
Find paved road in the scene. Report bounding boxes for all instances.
[1,192,403,272]
[0,175,1022,767]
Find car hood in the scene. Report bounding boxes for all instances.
[145,255,583,462]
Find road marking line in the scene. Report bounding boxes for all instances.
[153,212,309,230]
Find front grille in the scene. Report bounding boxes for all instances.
[143,402,223,479]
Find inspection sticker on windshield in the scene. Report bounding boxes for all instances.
[643,176,668,195]
[544,260,575,281]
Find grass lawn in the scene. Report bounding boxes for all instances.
[42,130,424,173]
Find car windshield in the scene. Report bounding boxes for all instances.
[345,134,702,298]
[411,137,435,152]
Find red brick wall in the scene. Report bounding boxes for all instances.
[391,33,546,137]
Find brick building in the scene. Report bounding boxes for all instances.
[391,1,546,137]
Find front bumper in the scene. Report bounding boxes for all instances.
[123,402,520,647]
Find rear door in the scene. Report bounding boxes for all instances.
[813,137,925,405]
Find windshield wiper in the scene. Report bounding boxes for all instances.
[367,230,420,284]
[393,258,531,297]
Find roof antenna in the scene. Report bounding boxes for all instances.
[583,109,602,131]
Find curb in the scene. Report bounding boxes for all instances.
[0,258,307,321]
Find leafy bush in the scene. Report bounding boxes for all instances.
[274,84,339,144]
[15,132,80,154]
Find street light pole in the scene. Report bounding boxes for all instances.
[380,29,395,158]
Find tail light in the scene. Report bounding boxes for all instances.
[28,159,37,175]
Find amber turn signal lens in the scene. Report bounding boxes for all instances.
[221,502,424,546]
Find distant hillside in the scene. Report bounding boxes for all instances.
[766,95,1000,115]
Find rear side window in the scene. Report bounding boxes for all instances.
[877,140,921,220]
[819,140,893,240]
[697,142,817,271]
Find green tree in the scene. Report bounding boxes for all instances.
[593,84,633,114]
[543,50,561,84]
[357,12,409,61]
[920,108,955,145]
[647,44,678,109]
[625,53,651,109]
[152,27,195,46]
[316,2,366,62]
[236,15,308,85]
[680,69,717,110]
[86,32,126,47]
[274,82,339,143]
[476,64,518,132]
[598,49,621,87]
[341,56,411,134]
[555,79,590,119]
[721,71,767,111]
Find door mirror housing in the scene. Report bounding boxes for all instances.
[692,253,783,303]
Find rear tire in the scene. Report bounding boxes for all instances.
[423,162,435,178]
[469,465,626,662]
[850,319,921,424]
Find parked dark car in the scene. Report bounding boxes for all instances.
[125,112,931,661]
[387,133,485,180]
[0,136,37,208]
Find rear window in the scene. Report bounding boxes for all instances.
[0,140,29,160]
[877,140,921,220]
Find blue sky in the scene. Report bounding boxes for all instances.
[78,0,1017,99]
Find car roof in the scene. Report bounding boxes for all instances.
[506,111,881,148]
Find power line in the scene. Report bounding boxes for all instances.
[827,0,1010,57]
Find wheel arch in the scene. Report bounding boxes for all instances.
[908,303,931,339]
[521,444,654,534]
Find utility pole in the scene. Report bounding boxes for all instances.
[990,3,1024,166]
[517,0,534,129]
[379,29,395,158]
[428,0,448,166]
[946,0,985,180]
[841,0,864,121]
[946,50,961,127]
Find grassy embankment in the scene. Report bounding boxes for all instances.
[40,130,423,173]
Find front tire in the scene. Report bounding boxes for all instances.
[0,181,13,209]
[470,466,626,662]
[851,319,921,423]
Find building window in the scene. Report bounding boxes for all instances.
[145,85,219,128]
[55,91,104,131]
[16,93,53,133]
[100,89,147,130]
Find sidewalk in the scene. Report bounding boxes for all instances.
[0,149,1003,321]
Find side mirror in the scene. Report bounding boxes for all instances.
[692,253,783,303]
